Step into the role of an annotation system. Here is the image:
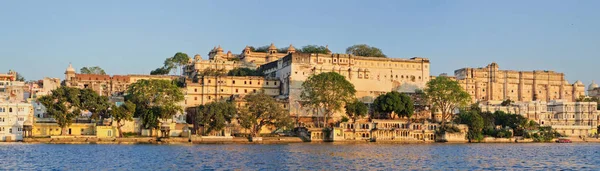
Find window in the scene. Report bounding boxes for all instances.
[194,97,197,100]
[266,82,269,85]
[244,89,247,93]
[250,81,252,85]
[9,128,12,133]
[244,81,247,85]
[208,80,211,83]
[208,96,211,100]
[236,89,238,93]
[108,130,112,137]
[232,80,235,84]
[9,108,12,113]
[274,82,277,85]
[194,88,197,92]
[253,89,256,93]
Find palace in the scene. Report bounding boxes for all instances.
[479,100,599,137]
[259,52,430,125]
[0,71,34,141]
[454,63,585,103]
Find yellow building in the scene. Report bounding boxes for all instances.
[454,63,585,103]
[183,76,280,107]
[32,122,95,137]
[95,126,117,138]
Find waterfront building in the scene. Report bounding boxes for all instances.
[259,52,430,125]
[183,76,280,108]
[454,63,585,103]
[336,120,442,141]
[479,100,599,137]
[27,77,60,98]
[0,102,33,141]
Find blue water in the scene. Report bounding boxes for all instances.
[0,143,598,170]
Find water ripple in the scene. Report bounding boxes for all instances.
[0,143,598,170]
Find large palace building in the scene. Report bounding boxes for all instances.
[259,52,430,124]
[454,63,585,103]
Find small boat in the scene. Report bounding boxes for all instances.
[556,137,572,143]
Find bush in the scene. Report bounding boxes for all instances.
[122,132,137,137]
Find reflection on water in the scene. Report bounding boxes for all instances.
[0,143,598,170]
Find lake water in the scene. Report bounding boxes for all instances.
[0,143,599,170]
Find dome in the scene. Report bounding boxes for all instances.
[589,81,598,90]
[216,45,223,52]
[66,63,75,72]
[268,43,277,50]
[575,80,583,85]
[23,119,32,126]
[194,54,201,60]
[287,44,296,52]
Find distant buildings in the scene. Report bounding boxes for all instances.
[455,63,585,103]
[0,71,34,141]
[479,100,599,137]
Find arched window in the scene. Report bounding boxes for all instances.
[9,108,12,113]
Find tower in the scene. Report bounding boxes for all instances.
[65,63,76,81]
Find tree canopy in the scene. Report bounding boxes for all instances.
[345,99,368,123]
[126,79,184,130]
[423,76,470,125]
[38,87,109,135]
[150,67,170,75]
[301,72,356,127]
[151,52,190,75]
[227,68,263,77]
[110,101,136,137]
[16,72,25,81]
[80,66,106,75]
[372,91,414,119]
[297,45,330,54]
[239,93,291,137]
[345,44,386,57]
[195,101,237,135]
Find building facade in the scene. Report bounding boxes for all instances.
[479,100,599,137]
[454,63,585,103]
[260,52,430,123]
[183,76,281,108]
[64,64,180,96]
[0,102,34,141]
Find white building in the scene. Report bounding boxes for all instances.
[0,102,34,141]
[480,100,599,137]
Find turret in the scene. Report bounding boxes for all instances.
[287,44,296,54]
[65,63,76,81]
[268,43,277,54]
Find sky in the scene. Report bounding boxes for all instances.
[1,0,599,87]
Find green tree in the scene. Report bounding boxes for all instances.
[126,79,184,134]
[301,72,356,127]
[170,52,190,75]
[38,87,108,135]
[297,45,330,54]
[150,67,170,75]
[345,99,368,137]
[196,101,237,135]
[345,44,386,57]
[16,73,25,81]
[110,101,136,137]
[373,91,414,119]
[79,88,110,119]
[253,45,270,52]
[500,99,513,106]
[345,99,368,123]
[456,110,484,142]
[239,93,291,137]
[80,66,107,75]
[424,76,471,125]
[227,68,263,76]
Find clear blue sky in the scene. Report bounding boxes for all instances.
[1,0,598,86]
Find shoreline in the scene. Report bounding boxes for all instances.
[8,137,600,145]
